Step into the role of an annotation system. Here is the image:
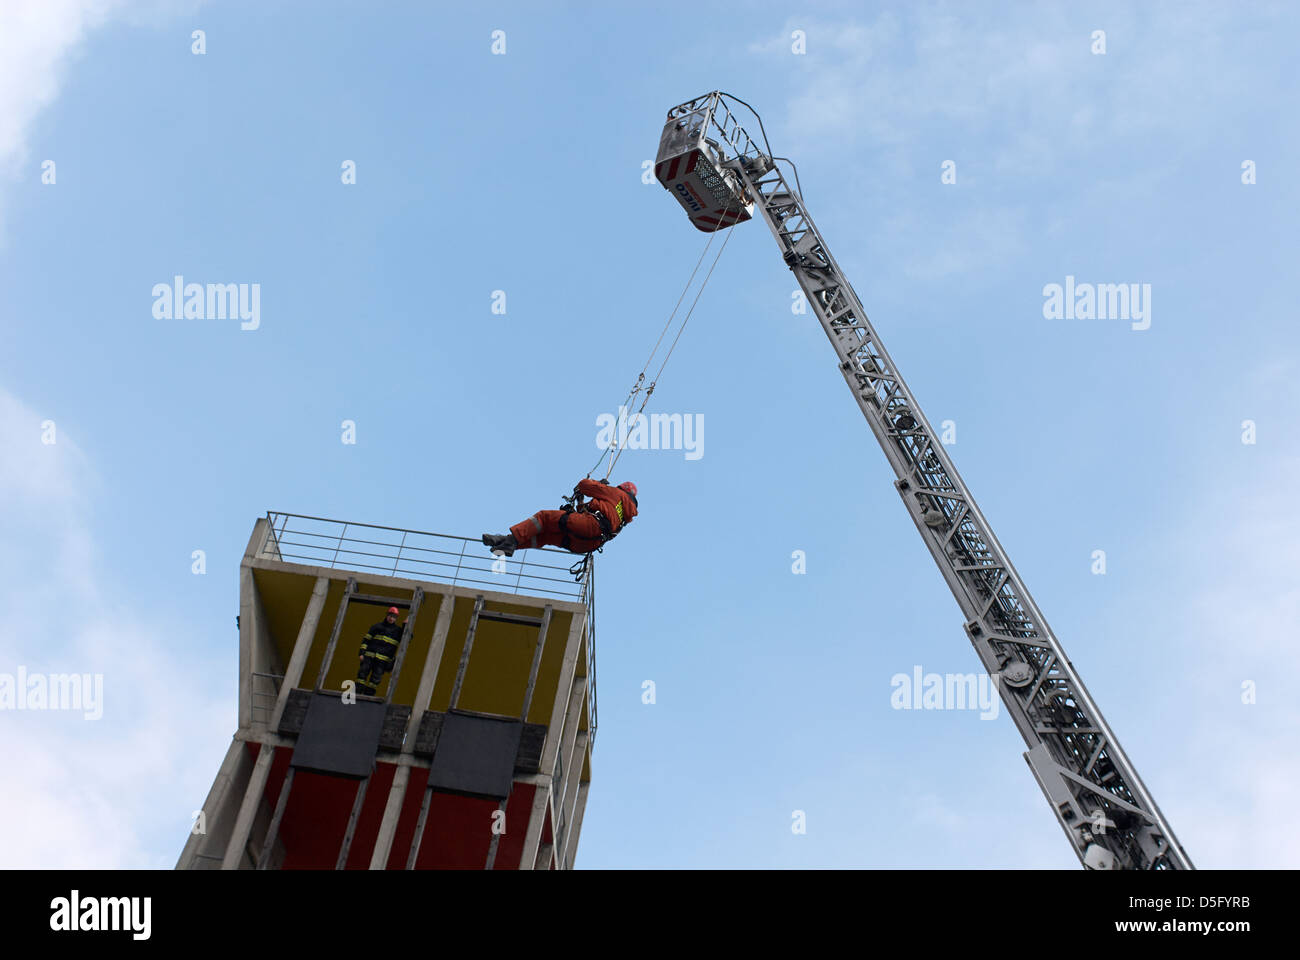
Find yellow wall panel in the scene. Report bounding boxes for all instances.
[253,567,579,725]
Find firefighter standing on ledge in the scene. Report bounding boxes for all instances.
[356,606,404,696]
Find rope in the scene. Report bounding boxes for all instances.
[604,220,734,479]
[587,100,759,483]
[636,231,719,389]
[587,193,738,481]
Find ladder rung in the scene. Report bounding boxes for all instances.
[479,610,544,627]
[351,592,413,608]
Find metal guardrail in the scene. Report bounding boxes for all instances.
[586,559,598,740]
[260,511,598,743]
[262,512,592,604]
[250,671,283,727]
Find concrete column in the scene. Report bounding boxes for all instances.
[562,781,590,869]
[221,742,275,869]
[535,842,554,870]
[238,565,273,732]
[519,780,552,871]
[238,568,255,732]
[368,764,411,870]
[558,728,587,860]
[554,673,584,808]
[539,613,585,776]
[268,575,329,732]
[238,518,274,731]
[244,517,272,561]
[521,667,580,871]
[369,591,456,870]
[402,592,456,742]
[176,738,244,869]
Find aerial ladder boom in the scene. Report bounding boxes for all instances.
[655,91,1192,870]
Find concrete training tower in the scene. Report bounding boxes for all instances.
[177,512,597,870]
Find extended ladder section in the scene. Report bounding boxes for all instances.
[660,91,1192,870]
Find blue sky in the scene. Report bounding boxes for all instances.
[1,0,1297,868]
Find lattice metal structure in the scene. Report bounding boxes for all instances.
[656,91,1192,870]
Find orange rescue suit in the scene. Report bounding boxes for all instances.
[510,479,638,554]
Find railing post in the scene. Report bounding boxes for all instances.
[331,522,348,568]
[513,552,526,594]
[452,539,466,586]
[392,530,406,575]
[587,600,597,743]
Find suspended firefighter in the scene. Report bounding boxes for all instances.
[482,479,638,557]
[356,606,405,696]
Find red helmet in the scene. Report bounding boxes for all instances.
[619,481,637,498]
[387,606,399,616]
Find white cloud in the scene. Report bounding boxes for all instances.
[745,4,1281,281]
[899,433,1300,869]
[0,387,230,868]
[1072,355,1300,869]
[1163,454,1300,867]
[879,205,1030,282]
[0,0,203,237]
[0,1,124,176]
[758,5,1258,162]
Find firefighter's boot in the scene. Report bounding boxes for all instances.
[482,533,517,557]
